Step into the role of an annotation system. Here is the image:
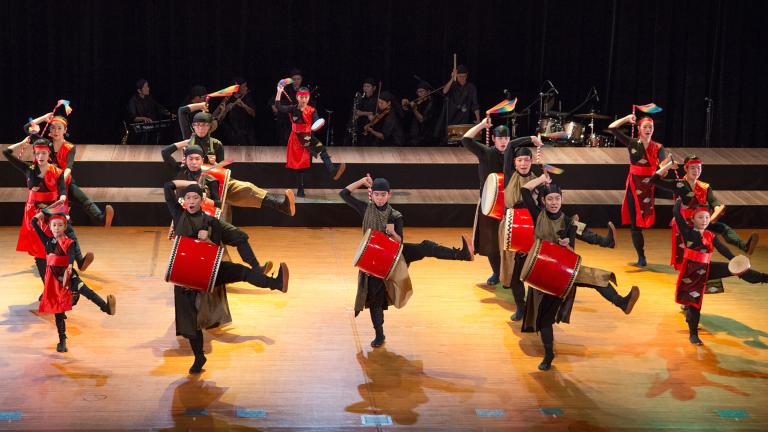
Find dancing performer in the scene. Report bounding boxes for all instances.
[499,137,544,321]
[31,210,116,353]
[608,114,671,266]
[3,137,93,275]
[671,200,768,345]
[519,173,639,370]
[654,154,759,270]
[274,83,346,197]
[25,111,115,228]
[164,182,289,373]
[341,175,473,347]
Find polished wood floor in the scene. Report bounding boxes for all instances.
[1,227,767,430]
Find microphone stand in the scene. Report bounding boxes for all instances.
[325,109,334,147]
[704,98,713,147]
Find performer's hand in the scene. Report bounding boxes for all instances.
[451,68,458,81]
[558,237,570,247]
[33,210,43,220]
[197,230,209,241]
[483,117,492,129]
[207,154,216,164]
[540,172,551,184]
[531,135,544,147]
[366,113,374,121]
[362,174,373,188]
[627,114,637,124]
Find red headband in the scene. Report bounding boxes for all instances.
[49,214,68,223]
[692,207,710,216]
[638,117,654,126]
[296,91,310,96]
[33,143,50,152]
[684,158,702,169]
[50,117,68,127]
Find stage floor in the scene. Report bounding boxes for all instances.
[1,227,767,430]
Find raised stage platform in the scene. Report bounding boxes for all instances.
[1,145,767,227]
[1,227,767,430]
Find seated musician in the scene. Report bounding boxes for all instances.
[347,78,378,146]
[126,78,172,144]
[518,173,640,371]
[164,182,288,374]
[341,175,473,348]
[403,81,439,146]
[218,77,258,146]
[362,91,404,146]
[441,65,480,126]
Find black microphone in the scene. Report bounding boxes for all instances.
[592,86,599,103]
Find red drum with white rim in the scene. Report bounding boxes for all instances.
[353,229,403,279]
[502,208,535,252]
[165,236,224,292]
[521,239,582,298]
[481,173,505,220]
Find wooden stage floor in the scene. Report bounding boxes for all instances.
[1,227,767,431]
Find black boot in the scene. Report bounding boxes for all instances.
[510,301,525,322]
[603,222,617,248]
[419,237,473,261]
[371,326,386,348]
[630,229,646,266]
[188,331,207,374]
[745,232,760,255]
[296,170,306,197]
[262,190,296,216]
[370,307,385,347]
[78,252,95,272]
[595,284,639,314]
[55,314,68,352]
[538,344,555,371]
[686,307,703,345]
[246,263,289,292]
[319,150,346,181]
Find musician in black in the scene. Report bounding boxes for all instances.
[404,81,440,146]
[347,78,379,146]
[441,65,480,126]
[363,91,404,147]
[218,77,258,146]
[126,78,172,144]
[177,85,207,140]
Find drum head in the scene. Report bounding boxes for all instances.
[480,174,499,215]
[353,228,374,266]
[311,118,326,132]
[728,255,751,275]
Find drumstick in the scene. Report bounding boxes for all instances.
[710,205,726,223]
[202,159,234,171]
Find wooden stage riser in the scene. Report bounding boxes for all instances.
[1,202,767,228]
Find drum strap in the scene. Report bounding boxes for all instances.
[362,202,401,234]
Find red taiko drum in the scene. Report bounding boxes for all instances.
[502,208,535,252]
[353,228,403,279]
[521,239,582,298]
[481,173,505,220]
[165,236,224,292]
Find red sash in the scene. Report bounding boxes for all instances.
[39,236,75,314]
[286,106,315,169]
[674,230,714,309]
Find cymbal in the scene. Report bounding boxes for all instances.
[498,111,529,119]
[574,112,612,120]
[542,110,568,117]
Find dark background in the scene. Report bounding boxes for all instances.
[1,0,765,147]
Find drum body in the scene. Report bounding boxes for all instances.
[165,236,224,292]
[537,118,563,135]
[586,134,614,147]
[728,255,751,276]
[562,121,584,144]
[353,229,403,279]
[446,124,474,142]
[480,173,505,220]
[201,164,232,207]
[521,239,582,298]
[502,208,535,252]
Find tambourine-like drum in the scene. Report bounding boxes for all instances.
[165,236,224,292]
[311,118,326,132]
[201,164,232,207]
[521,239,582,298]
[502,208,535,252]
[480,173,505,220]
[353,228,403,280]
[728,255,751,276]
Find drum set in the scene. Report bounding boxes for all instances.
[537,111,614,147]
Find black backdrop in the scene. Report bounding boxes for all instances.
[1,0,765,147]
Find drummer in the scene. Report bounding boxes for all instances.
[162,116,296,217]
[653,154,759,270]
[671,200,768,345]
[608,114,672,267]
[499,138,544,321]
[341,175,473,348]
[164,182,289,374]
[462,119,544,287]
[518,172,640,370]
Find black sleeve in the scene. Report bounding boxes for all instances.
[275,102,297,113]
[520,187,541,221]
[66,145,76,169]
[393,216,404,241]
[164,182,183,223]
[127,96,139,121]
[657,145,666,162]
[607,127,633,148]
[713,236,735,260]
[460,137,485,158]
[215,143,225,163]
[68,244,77,266]
[650,173,677,192]
[161,144,181,174]
[207,179,221,207]
[3,148,31,174]
[178,106,192,139]
[56,172,66,196]
[673,200,694,241]
[339,188,367,217]
[312,110,320,124]
[469,84,479,112]
[31,217,52,244]
[707,188,722,208]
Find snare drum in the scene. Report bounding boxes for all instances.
[480,173,505,220]
[562,121,584,144]
[353,229,404,279]
[165,236,224,292]
[502,208,535,252]
[728,255,751,276]
[520,239,582,298]
[537,118,563,135]
[586,134,613,147]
